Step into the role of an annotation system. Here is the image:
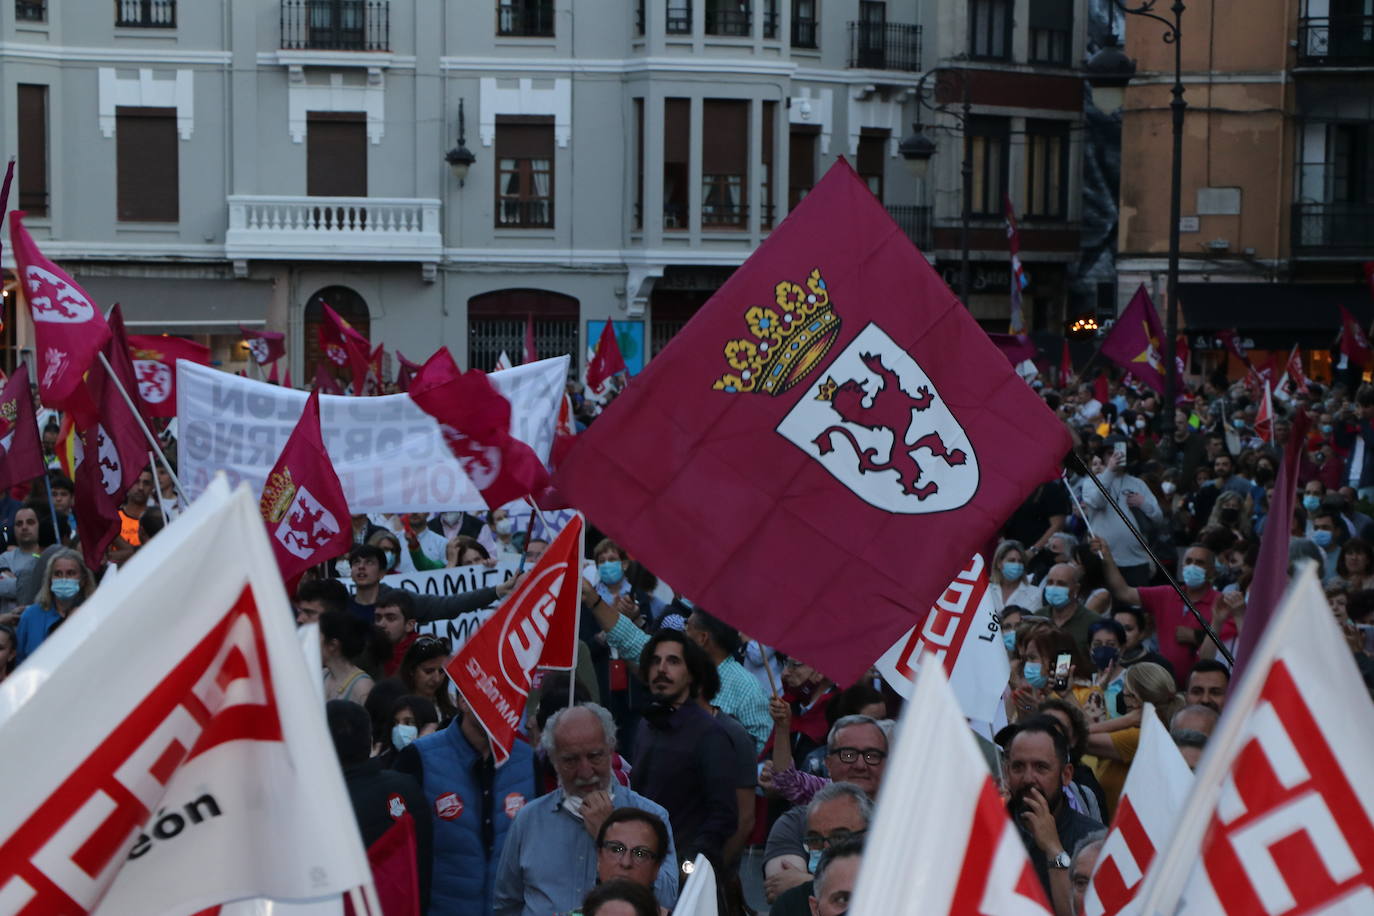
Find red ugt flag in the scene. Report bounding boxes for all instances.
[239,325,286,366]
[1101,284,1170,395]
[0,363,45,493]
[259,389,352,583]
[450,515,581,764]
[586,319,627,390]
[408,349,551,509]
[1339,305,1372,365]
[552,160,1071,684]
[126,333,211,418]
[9,211,110,424]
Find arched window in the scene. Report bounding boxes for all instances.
[468,289,579,371]
[304,285,370,381]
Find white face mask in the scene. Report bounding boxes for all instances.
[493,517,515,536]
[1161,482,1176,494]
[441,512,463,526]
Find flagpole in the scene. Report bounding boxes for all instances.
[42,473,63,545]
[1070,451,1234,665]
[1060,470,1097,541]
[570,510,584,712]
[757,641,780,698]
[96,351,191,507]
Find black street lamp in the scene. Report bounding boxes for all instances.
[445,98,476,186]
[899,68,973,306]
[1087,2,1185,433]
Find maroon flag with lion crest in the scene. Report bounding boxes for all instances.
[259,389,352,584]
[553,160,1071,684]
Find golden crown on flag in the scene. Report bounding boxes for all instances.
[0,398,16,424]
[713,268,840,395]
[132,348,164,361]
[261,468,298,524]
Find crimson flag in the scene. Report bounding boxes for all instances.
[450,515,581,764]
[267,361,280,385]
[313,363,344,395]
[343,814,420,916]
[0,157,13,267]
[409,348,551,509]
[987,333,1037,368]
[239,325,286,366]
[551,160,1071,684]
[0,364,45,493]
[1254,381,1275,443]
[126,333,211,418]
[395,350,421,392]
[1093,373,1110,408]
[523,315,539,365]
[1364,261,1374,301]
[1339,305,1371,365]
[1281,345,1310,398]
[259,389,352,583]
[1216,327,1248,364]
[586,320,627,391]
[1101,284,1170,395]
[1175,334,1188,381]
[1060,339,1073,383]
[283,367,293,389]
[319,303,369,373]
[10,211,109,426]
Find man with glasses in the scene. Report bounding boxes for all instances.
[763,715,889,903]
[494,705,678,915]
[769,782,872,916]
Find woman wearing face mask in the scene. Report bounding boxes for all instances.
[1207,490,1252,542]
[1084,618,1128,723]
[366,530,411,575]
[1008,625,1093,722]
[15,548,96,665]
[990,540,1042,613]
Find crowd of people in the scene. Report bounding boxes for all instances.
[4,361,1373,916]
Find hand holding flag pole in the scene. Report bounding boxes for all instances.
[96,351,190,507]
[1073,451,1232,665]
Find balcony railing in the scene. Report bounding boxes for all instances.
[496,198,554,227]
[792,16,817,48]
[1297,16,1374,65]
[281,0,389,51]
[498,1,554,36]
[1292,201,1374,255]
[115,0,175,27]
[848,21,921,71]
[225,195,441,263]
[16,0,46,22]
[887,204,933,252]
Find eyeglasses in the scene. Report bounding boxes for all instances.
[803,829,866,851]
[413,636,452,653]
[829,747,887,766]
[599,841,659,862]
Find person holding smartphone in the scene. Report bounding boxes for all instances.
[1079,444,1163,588]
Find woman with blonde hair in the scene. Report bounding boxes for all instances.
[990,540,1042,612]
[15,547,97,664]
[1086,661,1182,816]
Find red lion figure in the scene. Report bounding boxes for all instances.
[813,352,965,499]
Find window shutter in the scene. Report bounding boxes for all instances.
[116,107,179,222]
[18,85,49,216]
[494,117,554,159]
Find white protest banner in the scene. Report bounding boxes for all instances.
[1084,703,1193,916]
[851,659,1050,915]
[874,551,1009,726]
[343,560,520,648]
[176,355,569,513]
[1135,564,1374,914]
[0,477,374,914]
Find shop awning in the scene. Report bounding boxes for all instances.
[70,275,274,334]
[1179,282,1371,349]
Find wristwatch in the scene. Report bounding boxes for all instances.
[1049,850,1071,870]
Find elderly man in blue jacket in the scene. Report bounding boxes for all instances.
[397,694,535,915]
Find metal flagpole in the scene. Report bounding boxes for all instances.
[1061,469,1098,541]
[1070,451,1233,665]
[42,474,63,544]
[96,351,190,507]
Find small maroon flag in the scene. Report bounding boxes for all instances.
[0,364,45,493]
[395,350,421,392]
[551,160,1072,684]
[986,333,1037,368]
[10,212,110,426]
[586,320,627,391]
[523,316,539,365]
[1216,327,1248,364]
[1255,381,1275,443]
[1282,345,1310,398]
[268,361,280,385]
[240,325,286,366]
[1101,284,1170,395]
[259,389,352,584]
[1339,305,1372,365]
[313,363,344,395]
[319,304,369,374]
[409,348,551,509]
[283,367,293,389]
[126,333,210,418]
[0,157,13,269]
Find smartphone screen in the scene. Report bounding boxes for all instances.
[1114,440,1127,458]
[1052,653,1072,691]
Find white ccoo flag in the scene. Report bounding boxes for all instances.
[1083,703,1193,916]
[672,854,718,916]
[0,477,375,915]
[851,655,1051,914]
[1135,563,1374,913]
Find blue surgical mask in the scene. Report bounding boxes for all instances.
[1232,418,1246,430]
[1002,630,1017,651]
[1181,564,1208,588]
[385,551,398,570]
[808,849,823,874]
[1044,585,1071,608]
[1024,662,1048,689]
[1001,561,1024,582]
[598,561,624,586]
[1321,424,1334,435]
[1214,559,1228,577]
[1303,495,1322,512]
[391,723,418,750]
[1311,529,1333,549]
[51,578,81,601]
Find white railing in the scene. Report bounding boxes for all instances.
[225,195,442,264]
